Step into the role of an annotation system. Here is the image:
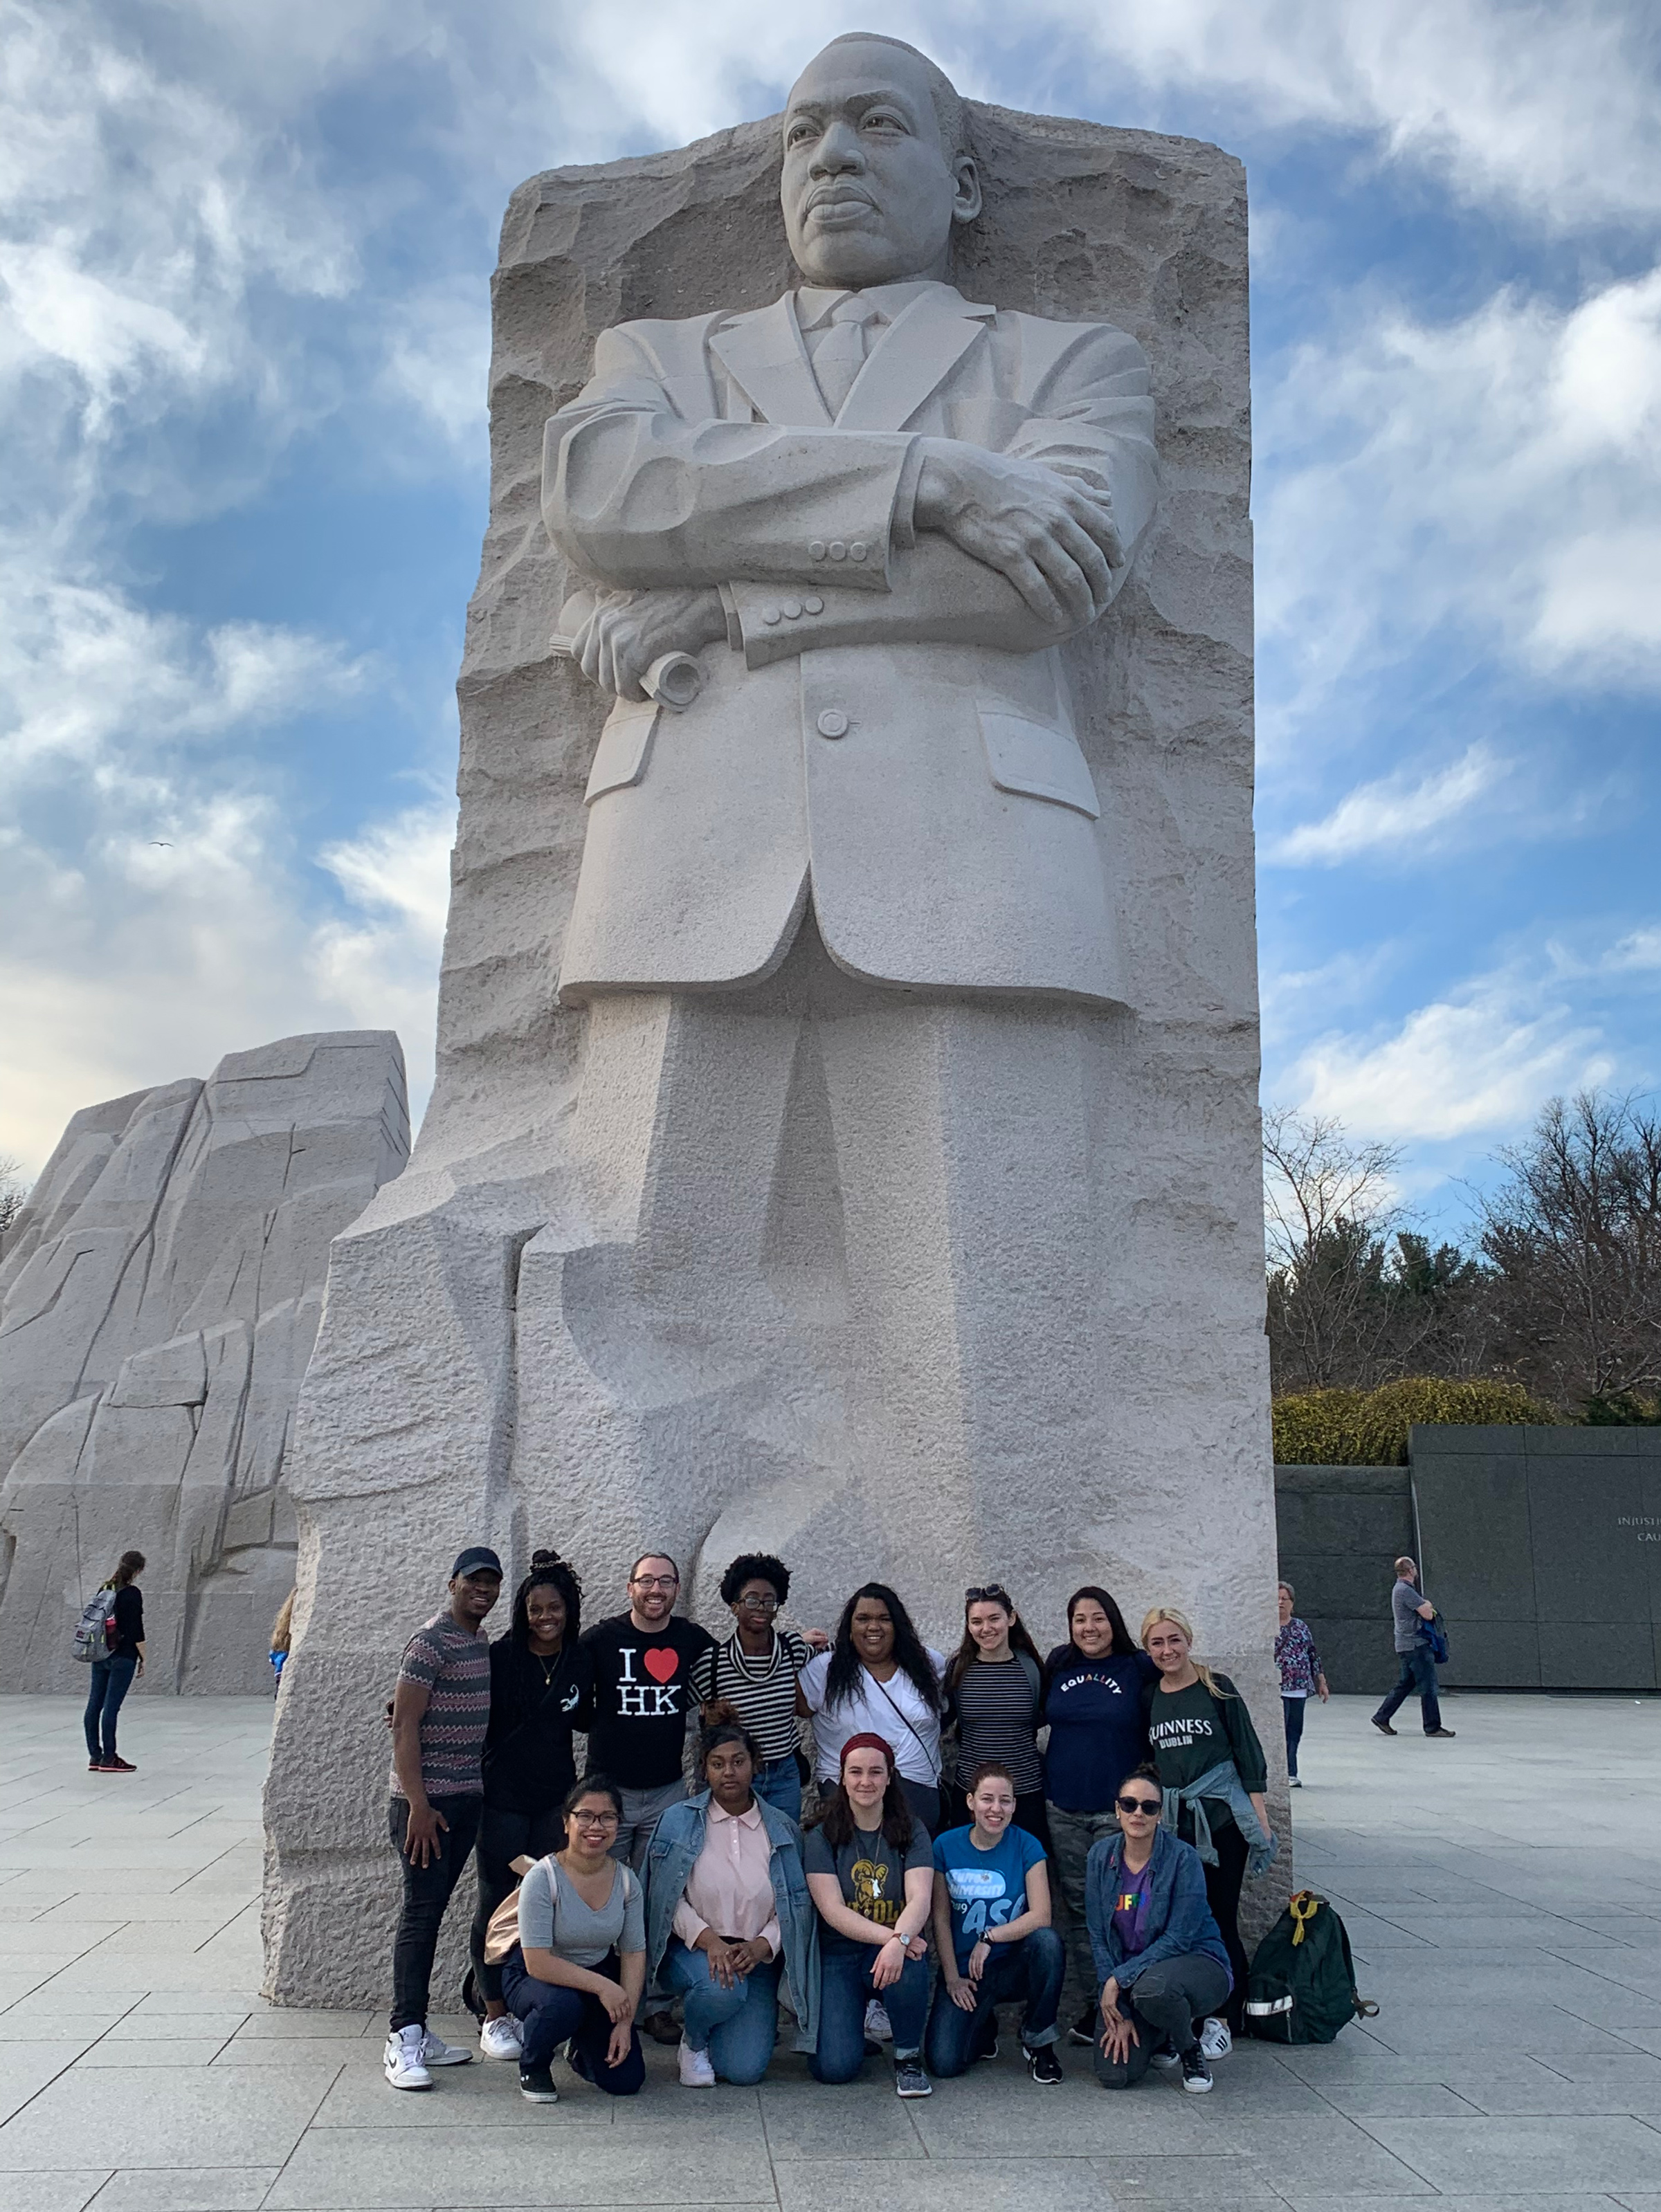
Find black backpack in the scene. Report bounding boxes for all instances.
[1244,1891,1378,2044]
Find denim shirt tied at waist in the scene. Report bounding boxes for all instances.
[1165,1757,1278,1879]
[645,1789,820,2049]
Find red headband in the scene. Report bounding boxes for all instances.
[839,1732,896,1771]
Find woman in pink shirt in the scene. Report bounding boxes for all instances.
[645,1710,821,2085]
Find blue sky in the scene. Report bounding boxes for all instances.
[3,1,1658,1245]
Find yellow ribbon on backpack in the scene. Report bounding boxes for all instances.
[1289,1892,1320,1947]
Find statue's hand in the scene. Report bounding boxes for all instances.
[572,587,727,701]
[913,441,1123,632]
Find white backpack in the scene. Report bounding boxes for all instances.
[72,1587,116,1663]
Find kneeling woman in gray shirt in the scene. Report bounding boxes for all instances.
[501,1776,647,2100]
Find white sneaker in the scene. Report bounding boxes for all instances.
[480,2016,523,2060]
[678,2036,716,2087]
[1150,2045,1181,2069]
[417,2026,473,2067]
[384,2026,432,2090]
[1199,2017,1232,2060]
[864,1998,893,2043]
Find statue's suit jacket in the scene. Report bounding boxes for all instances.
[542,281,1160,1006]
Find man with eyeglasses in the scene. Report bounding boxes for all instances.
[583,1553,717,2038]
[691,1553,828,1824]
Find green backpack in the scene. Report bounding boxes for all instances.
[1244,1892,1378,2044]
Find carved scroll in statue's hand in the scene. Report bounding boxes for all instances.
[912,439,1124,632]
[554,585,728,706]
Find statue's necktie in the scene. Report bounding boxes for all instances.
[812,295,882,417]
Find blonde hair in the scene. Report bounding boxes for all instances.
[1139,1605,1235,1699]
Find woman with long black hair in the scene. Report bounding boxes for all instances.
[468,1550,594,2060]
[799,1582,946,1831]
[942,1583,1049,1847]
[84,1551,146,1773]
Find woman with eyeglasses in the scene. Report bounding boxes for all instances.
[800,1583,946,1833]
[1042,1584,1157,2045]
[500,1775,647,2102]
[1086,1763,1232,2094]
[467,1550,594,2061]
[689,1553,823,1823]
[942,1584,1050,1849]
[1141,1606,1274,2049]
[646,1706,820,2085]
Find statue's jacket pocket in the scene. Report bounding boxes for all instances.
[585,697,661,803]
[978,705,1100,819]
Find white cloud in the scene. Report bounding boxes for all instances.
[1285,968,1615,1144]
[1269,743,1505,866]
[1258,263,1661,733]
[311,802,455,1104]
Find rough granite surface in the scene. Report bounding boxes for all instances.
[0,1033,409,1693]
[264,103,1280,2006]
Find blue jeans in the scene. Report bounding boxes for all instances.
[83,1655,137,1762]
[501,1947,644,2094]
[751,1756,803,1825]
[660,1937,781,2083]
[1282,1694,1307,1777]
[925,1927,1065,2076]
[1374,1646,1442,1733]
[810,1943,929,2081]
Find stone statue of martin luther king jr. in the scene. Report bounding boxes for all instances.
[544,33,1161,1011]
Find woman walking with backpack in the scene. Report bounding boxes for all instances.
[1140,1606,1275,2049]
[83,1552,145,1773]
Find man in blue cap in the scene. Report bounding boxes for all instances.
[385,1546,503,2090]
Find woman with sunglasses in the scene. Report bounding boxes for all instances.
[1041,1584,1156,2043]
[800,1583,946,1832]
[646,1707,820,2085]
[469,1550,593,2060]
[1141,1606,1274,2049]
[689,1553,822,1823]
[1086,1764,1232,2094]
[500,1775,646,2101]
[942,1584,1049,1849]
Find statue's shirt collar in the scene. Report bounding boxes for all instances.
[793,279,988,331]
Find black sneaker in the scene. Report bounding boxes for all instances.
[518,2063,559,2103]
[1067,2006,1098,2047]
[1179,2047,1213,2094]
[894,2057,932,2098]
[976,2037,999,2062]
[1370,1717,1397,1736]
[1026,2043,1063,2085]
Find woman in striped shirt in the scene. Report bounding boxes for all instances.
[943,1584,1050,1850]
[691,1554,822,1823]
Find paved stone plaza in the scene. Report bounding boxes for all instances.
[2,1690,1660,2211]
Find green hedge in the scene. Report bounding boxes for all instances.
[1273,1376,1557,1468]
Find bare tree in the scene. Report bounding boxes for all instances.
[1479,1090,1661,1410]
[1263,1108,1491,1393]
[0,1155,26,1261]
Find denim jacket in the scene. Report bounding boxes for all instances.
[1084,1822,1233,1994]
[646,1789,820,2049]
[1162,1757,1278,1879]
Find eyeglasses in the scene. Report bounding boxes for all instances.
[630,1574,678,1590]
[736,1593,779,1611]
[1116,1795,1161,1816]
[570,1810,619,1828]
[965,1585,1010,1605]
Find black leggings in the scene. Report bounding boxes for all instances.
[1197,1818,1250,2031]
[469,1801,567,2003]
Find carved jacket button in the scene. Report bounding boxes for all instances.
[828,540,847,560]
[803,596,824,614]
[808,540,827,559]
[762,605,781,624]
[816,709,849,739]
[782,598,802,619]
[848,540,868,561]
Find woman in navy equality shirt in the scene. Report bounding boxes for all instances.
[1042,1584,1156,2043]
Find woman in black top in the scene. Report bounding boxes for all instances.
[84,1551,146,1773]
[469,1551,594,2059]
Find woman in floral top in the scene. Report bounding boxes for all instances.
[1274,1584,1327,1788]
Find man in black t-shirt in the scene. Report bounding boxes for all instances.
[581,1552,716,1870]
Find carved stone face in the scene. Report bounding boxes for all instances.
[781,39,980,289]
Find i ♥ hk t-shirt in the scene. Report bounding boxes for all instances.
[580,1612,716,1790]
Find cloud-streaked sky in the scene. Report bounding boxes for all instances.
[3,0,1658,1234]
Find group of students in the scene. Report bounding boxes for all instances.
[381,1542,1282,2103]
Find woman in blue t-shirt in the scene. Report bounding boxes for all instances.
[1041,1584,1156,2042]
[925,1760,1064,2083]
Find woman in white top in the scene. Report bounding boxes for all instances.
[800,1583,946,1832]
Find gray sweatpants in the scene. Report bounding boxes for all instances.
[1047,1804,1118,2014]
[1093,1954,1231,2087]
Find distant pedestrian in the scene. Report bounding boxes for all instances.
[384,1545,502,2092]
[270,1589,295,1689]
[1274,1582,1328,1787]
[84,1551,146,1773]
[1371,1557,1455,1741]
